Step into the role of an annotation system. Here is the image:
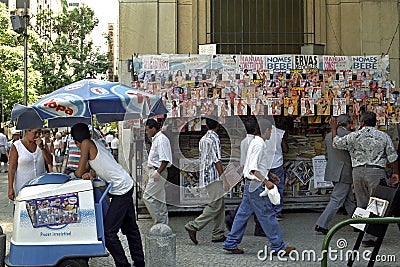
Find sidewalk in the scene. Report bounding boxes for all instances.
[1,173,399,266]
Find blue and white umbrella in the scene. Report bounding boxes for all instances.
[11,79,168,129]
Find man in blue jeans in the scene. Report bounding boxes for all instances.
[223,118,295,255]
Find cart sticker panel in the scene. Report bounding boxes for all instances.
[25,193,80,228]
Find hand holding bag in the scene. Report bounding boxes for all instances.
[259,184,281,205]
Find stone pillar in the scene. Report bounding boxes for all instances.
[145,223,176,267]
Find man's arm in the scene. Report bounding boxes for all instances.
[74,140,92,178]
[252,170,275,189]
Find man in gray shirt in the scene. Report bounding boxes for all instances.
[331,111,398,247]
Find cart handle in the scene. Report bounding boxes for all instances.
[99,182,113,203]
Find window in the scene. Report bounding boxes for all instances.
[210,0,312,54]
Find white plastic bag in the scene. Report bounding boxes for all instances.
[259,185,281,205]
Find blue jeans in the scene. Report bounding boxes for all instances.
[271,165,285,216]
[223,181,286,252]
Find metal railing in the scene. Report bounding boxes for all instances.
[321,217,400,267]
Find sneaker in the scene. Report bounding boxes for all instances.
[315,225,328,235]
[223,247,245,254]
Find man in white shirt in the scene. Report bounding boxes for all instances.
[105,132,113,148]
[223,118,295,256]
[144,119,172,224]
[110,133,119,162]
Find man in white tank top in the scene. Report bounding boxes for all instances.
[71,123,145,267]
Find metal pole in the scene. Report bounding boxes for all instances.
[23,1,28,106]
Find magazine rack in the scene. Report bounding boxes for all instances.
[347,183,400,267]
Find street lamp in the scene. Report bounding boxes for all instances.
[10,2,29,106]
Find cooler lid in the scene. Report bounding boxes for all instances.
[23,173,70,187]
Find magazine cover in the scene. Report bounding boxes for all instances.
[284,98,299,116]
[200,99,216,116]
[276,87,287,101]
[301,98,315,116]
[234,98,247,115]
[323,71,335,88]
[357,69,371,81]
[374,106,387,126]
[218,99,231,117]
[167,99,180,118]
[257,69,269,85]
[188,118,202,132]
[267,98,282,115]
[339,70,352,81]
[182,100,198,117]
[250,98,265,115]
[173,69,186,87]
[332,98,346,116]
[317,98,330,115]
[310,87,322,102]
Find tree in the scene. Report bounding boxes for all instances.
[0,3,40,122]
[30,1,111,95]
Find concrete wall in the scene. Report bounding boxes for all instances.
[325,0,399,84]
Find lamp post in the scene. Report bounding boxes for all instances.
[10,2,29,106]
[23,3,28,106]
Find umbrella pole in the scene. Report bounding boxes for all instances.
[91,116,94,138]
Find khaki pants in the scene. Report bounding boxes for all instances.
[185,180,225,240]
[143,168,168,224]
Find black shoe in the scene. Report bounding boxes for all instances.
[315,225,328,235]
[362,240,376,248]
[212,236,226,243]
[223,247,245,254]
[184,226,198,245]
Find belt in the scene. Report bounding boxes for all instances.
[358,164,385,169]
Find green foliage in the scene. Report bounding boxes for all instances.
[0,2,111,122]
[0,3,39,121]
[30,4,111,95]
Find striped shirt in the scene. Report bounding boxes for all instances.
[199,130,221,187]
[65,128,110,170]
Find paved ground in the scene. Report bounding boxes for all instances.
[0,172,399,267]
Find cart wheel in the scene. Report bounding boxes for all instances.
[58,258,89,267]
